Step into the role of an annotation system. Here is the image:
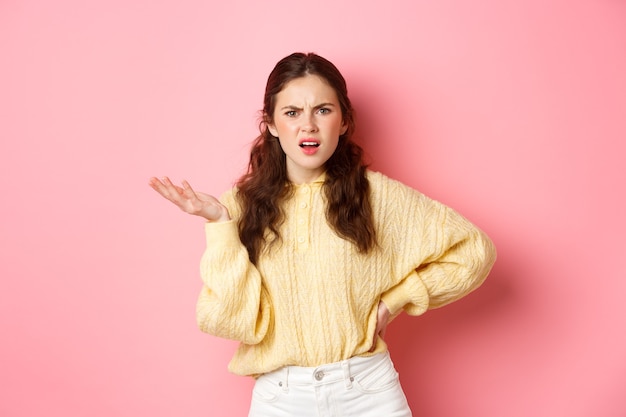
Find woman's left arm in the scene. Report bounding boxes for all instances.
[380,190,497,317]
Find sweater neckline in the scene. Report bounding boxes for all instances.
[290,172,326,187]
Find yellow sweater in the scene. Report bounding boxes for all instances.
[196,171,496,376]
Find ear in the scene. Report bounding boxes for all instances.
[340,120,348,135]
[268,123,279,137]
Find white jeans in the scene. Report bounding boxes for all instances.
[248,352,412,417]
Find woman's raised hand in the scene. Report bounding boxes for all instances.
[148,177,231,222]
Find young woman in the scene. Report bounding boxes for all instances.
[149,52,496,416]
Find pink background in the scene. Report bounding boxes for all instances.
[1,0,625,416]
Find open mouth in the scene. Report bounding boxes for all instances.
[299,141,320,148]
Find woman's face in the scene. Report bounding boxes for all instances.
[268,74,347,184]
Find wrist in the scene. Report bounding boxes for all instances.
[200,206,230,222]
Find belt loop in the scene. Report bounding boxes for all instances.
[282,367,290,392]
[341,359,353,389]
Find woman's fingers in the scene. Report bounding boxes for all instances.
[370,300,390,352]
[149,177,172,199]
[150,177,188,208]
[149,177,229,221]
[181,179,198,199]
[162,176,185,197]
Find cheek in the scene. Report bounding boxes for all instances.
[274,119,298,136]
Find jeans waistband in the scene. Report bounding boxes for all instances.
[262,352,390,389]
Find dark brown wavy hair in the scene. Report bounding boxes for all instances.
[235,52,376,264]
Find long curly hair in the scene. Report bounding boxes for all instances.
[235,52,376,264]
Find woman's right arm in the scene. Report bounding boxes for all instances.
[149,177,271,344]
[196,220,271,344]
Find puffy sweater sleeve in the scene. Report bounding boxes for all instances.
[195,190,271,345]
[378,175,496,317]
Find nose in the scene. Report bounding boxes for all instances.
[301,112,318,133]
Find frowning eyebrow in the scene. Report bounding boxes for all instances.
[279,103,337,111]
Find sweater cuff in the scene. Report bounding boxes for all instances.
[380,285,409,316]
[204,220,240,248]
[380,270,430,317]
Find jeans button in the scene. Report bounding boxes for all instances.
[314,370,324,381]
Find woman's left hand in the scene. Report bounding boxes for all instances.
[370,300,390,352]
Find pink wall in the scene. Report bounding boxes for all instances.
[1,0,625,416]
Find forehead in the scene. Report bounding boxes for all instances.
[275,75,339,105]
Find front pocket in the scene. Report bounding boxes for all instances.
[251,375,283,403]
[352,356,400,394]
